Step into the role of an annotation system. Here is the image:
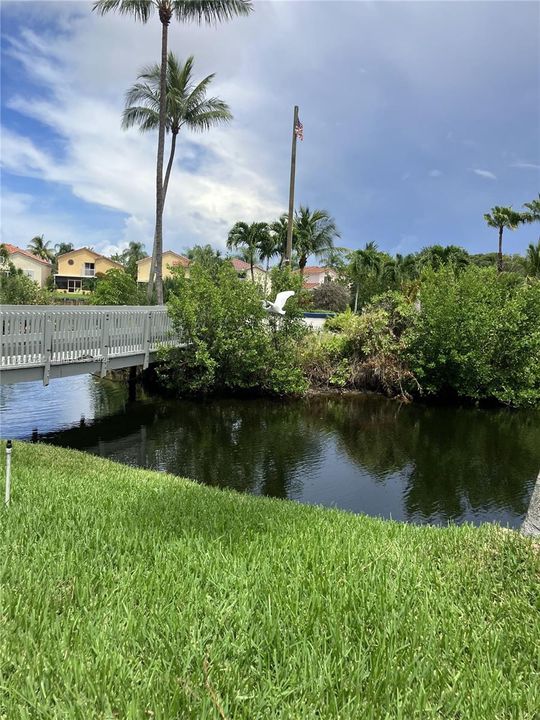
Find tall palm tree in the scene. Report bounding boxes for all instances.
[227,221,269,281]
[483,206,523,272]
[28,235,54,262]
[123,53,232,205]
[293,206,340,275]
[270,215,289,267]
[93,0,253,305]
[54,242,74,256]
[382,253,418,286]
[522,194,540,224]
[348,241,382,312]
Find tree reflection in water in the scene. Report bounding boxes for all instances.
[36,390,540,527]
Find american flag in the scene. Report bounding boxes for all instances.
[295,117,304,142]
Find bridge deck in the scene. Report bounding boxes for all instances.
[1,305,177,386]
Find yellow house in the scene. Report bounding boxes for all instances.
[230,258,268,288]
[3,244,52,288]
[137,251,190,283]
[55,248,124,293]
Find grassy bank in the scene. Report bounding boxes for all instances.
[1,443,538,719]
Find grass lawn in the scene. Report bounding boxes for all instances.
[1,442,538,719]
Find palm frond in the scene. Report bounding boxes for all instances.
[172,0,253,24]
[93,0,152,22]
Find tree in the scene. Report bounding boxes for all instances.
[416,245,470,272]
[483,207,523,272]
[28,235,54,262]
[111,241,148,278]
[257,229,281,294]
[227,221,269,282]
[525,241,540,278]
[348,242,382,312]
[90,269,147,305]
[311,281,351,312]
[293,206,340,275]
[186,244,222,272]
[123,53,232,207]
[522,194,540,224]
[270,215,289,267]
[382,253,417,286]
[54,242,74,256]
[93,0,253,306]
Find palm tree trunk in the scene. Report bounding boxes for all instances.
[163,131,177,203]
[148,15,170,305]
[264,257,269,296]
[497,226,503,273]
[250,254,255,282]
[299,256,306,275]
[354,285,359,313]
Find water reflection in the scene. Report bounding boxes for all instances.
[1,377,539,527]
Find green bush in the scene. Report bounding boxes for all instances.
[159,263,307,396]
[405,266,540,406]
[0,267,48,305]
[90,269,147,306]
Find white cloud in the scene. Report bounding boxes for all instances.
[428,169,442,177]
[510,161,540,170]
[471,168,497,180]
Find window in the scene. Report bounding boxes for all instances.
[84,262,95,277]
[68,258,74,266]
[68,279,82,293]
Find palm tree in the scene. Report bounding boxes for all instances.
[525,240,540,278]
[257,230,281,294]
[54,242,74,257]
[123,53,232,205]
[270,215,289,267]
[293,206,340,275]
[522,194,540,224]
[93,0,253,305]
[227,221,269,281]
[348,241,382,312]
[382,253,417,286]
[483,206,523,272]
[28,235,54,262]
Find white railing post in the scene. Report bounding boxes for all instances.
[100,312,111,378]
[42,314,53,386]
[142,310,152,369]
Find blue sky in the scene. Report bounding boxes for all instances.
[1,1,539,258]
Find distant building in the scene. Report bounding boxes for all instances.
[137,251,190,283]
[56,248,124,293]
[230,258,267,287]
[300,266,338,289]
[3,244,52,288]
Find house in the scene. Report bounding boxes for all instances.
[301,266,338,289]
[55,248,124,293]
[230,258,267,287]
[137,251,190,283]
[2,244,52,288]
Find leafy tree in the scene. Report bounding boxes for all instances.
[416,245,470,272]
[257,229,281,294]
[522,194,540,224]
[93,0,253,305]
[270,215,289,267]
[0,261,48,304]
[90,269,147,305]
[382,253,417,286]
[293,206,339,274]
[54,242,74,256]
[227,221,269,281]
[160,262,307,395]
[311,281,351,312]
[28,235,54,262]
[186,244,222,273]
[406,265,540,406]
[483,206,523,272]
[525,240,540,278]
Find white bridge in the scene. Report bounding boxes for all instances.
[1,305,177,386]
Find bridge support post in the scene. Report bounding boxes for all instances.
[43,316,53,387]
[100,312,111,378]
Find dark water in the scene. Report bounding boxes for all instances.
[1,376,539,527]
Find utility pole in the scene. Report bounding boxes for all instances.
[284,105,299,266]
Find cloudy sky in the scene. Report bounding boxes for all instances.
[1,0,539,258]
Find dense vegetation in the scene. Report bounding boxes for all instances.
[2,442,538,718]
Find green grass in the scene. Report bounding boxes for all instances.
[1,442,539,719]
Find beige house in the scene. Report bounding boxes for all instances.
[301,266,338,289]
[230,258,268,287]
[137,251,190,283]
[3,244,52,287]
[55,248,124,293]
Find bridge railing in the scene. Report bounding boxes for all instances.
[1,305,177,385]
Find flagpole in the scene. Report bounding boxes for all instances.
[284,105,299,266]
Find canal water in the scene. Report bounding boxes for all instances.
[1,376,539,528]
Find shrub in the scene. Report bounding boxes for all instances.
[405,266,540,406]
[90,270,146,306]
[311,282,351,312]
[0,266,48,305]
[159,262,308,396]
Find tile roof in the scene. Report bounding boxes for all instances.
[302,266,336,275]
[3,243,52,266]
[230,258,264,272]
[137,251,190,267]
